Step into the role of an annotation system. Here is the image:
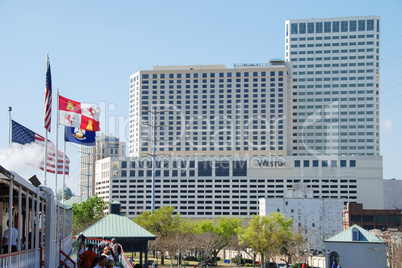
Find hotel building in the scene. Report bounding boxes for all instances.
[129,61,292,157]
[285,16,380,156]
[95,16,384,218]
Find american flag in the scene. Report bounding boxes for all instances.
[12,120,70,175]
[44,57,52,132]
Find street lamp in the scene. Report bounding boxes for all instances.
[142,108,168,212]
[253,249,256,268]
[201,246,204,268]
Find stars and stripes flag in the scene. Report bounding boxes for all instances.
[12,120,70,175]
[59,95,101,132]
[44,57,52,132]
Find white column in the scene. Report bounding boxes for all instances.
[31,192,35,250]
[18,186,22,251]
[8,180,13,255]
[25,192,29,249]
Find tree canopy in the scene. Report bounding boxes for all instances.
[72,195,109,234]
[238,212,294,265]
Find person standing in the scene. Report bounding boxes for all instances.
[94,255,107,268]
[111,238,121,262]
[77,243,86,268]
[337,263,341,268]
[98,236,109,256]
[80,244,97,268]
[78,232,86,245]
[2,220,18,254]
[105,259,115,268]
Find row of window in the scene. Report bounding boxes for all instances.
[292,55,376,61]
[294,70,374,75]
[142,91,284,97]
[295,89,374,94]
[111,192,354,199]
[289,34,376,41]
[296,83,376,89]
[289,41,376,48]
[293,64,377,69]
[289,19,378,34]
[112,178,357,183]
[142,78,283,84]
[114,160,248,177]
[295,146,374,150]
[294,159,356,168]
[140,84,285,90]
[291,59,375,65]
[139,146,284,152]
[295,106,376,111]
[137,71,284,80]
[296,97,374,102]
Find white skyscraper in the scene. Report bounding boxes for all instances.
[285,16,380,156]
[129,61,292,157]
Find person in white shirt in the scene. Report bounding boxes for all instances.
[77,242,86,267]
[3,220,18,254]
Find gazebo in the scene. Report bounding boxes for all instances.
[324,224,387,268]
[80,202,156,267]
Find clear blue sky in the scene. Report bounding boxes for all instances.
[0,0,401,195]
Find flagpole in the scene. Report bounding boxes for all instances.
[8,107,12,147]
[55,88,59,197]
[62,136,66,204]
[44,54,50,186]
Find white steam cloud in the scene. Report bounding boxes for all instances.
[383,119,394,133]
[0,143,44,171]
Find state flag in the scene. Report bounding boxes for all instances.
[64,127,96,146]
[58,95,100,131]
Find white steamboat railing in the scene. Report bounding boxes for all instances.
[0,248,42,268]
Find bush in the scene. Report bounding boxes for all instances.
[184,256,198,261]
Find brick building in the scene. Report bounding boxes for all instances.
[343,203,401,230]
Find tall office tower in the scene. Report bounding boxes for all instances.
[80,134,126,197]
[285,16,380,156]
[129,61,292,157]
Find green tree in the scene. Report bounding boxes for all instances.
[238,212,293,267]
[194,217,243,265]
[72,196,108,234]
[135,206,182,238]
[135,206,183,266]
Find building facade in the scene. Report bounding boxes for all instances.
[285,16,380,156]
[259,184,345,250]
[383,178,402,210]
[95,154,383,218]
[94,15,385,217]
[129,61,292,157]
[80,135,126,197]
[343,203,401,230]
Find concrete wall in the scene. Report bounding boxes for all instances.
[383,179,402,210]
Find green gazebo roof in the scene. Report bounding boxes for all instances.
[325,224,385,244]
[81,213,156,239]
